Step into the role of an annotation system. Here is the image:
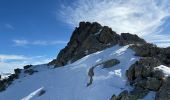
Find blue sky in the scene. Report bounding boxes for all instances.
[0,0,72,56]
[0,0,73,73]
[0,0,170,73]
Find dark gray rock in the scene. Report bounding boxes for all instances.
[38,89,46,96]
[49,22,104,67]
[0,80,6,92]
[136,77,162,91]
[23,65,33,69]
[126,57,162,81]
[120,33,146,46]
[146,78,162,91]
[102,59,120,68]
[87,67,95,87]
[14,68,21,75]
[130,43,161,57]
[156,77,170,100]
[126,57,164,99]
[159,47,170,65]
[0,68,22,92]
[129,87,149,99]
[117,90,128,100]
[24,69,38,75]
[98,26,120,45]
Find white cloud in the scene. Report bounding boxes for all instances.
[0,54,27,62]
[145,34,170,47]
[60,0,170,47]
[13,39,67,46]
[0,54,52,74]
[13,40,29,46]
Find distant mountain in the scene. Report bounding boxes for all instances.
[0,22,170,100]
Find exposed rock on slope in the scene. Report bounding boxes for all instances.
[102,59,120,68]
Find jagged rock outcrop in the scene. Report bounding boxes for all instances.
[126,57,162,81]
[49,22,146,67]
[0,68,22,92]
[126,57,165,99]
[120,33,146,46]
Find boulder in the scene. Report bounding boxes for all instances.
[14,68,21,75]
[0,80,6,92]
[136,78,162,91]
[23,65,33,69]
[38,89,46,96]
[120,33,146,45]
[24,69,38,75]
[156,77,170,100]
[129,87,149,99]
[130,43,161,57]
[102,59,120,68]
[126,57,162,81]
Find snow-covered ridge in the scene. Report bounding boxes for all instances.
[0,45,142,100]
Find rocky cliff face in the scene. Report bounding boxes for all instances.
[49,22,146,67]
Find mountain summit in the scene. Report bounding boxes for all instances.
[0,22,170,100]
[49,22,146,67]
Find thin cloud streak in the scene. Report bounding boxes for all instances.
[145,34,170,47]
[0,54,52,74]
[13,40,28,46]
[0,54,27,61]
[60,0,170,47]
[5,24,14,30]
[13,39,68,46]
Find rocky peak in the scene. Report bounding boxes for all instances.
[49,22,146,67]
[120,33,146,45]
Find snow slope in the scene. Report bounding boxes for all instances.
[0,45,140,100]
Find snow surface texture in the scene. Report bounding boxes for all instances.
[0,45,155,100]
[154,65,170,77]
